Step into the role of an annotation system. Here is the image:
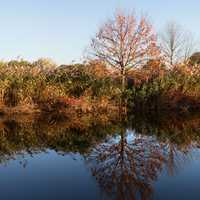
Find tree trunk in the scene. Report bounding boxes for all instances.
[121,68,126,92]
[120,67,126,113]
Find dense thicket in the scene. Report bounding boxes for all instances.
[0,58,200,115]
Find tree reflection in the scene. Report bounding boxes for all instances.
[0,113,200,200]
[86,127,165,200]
[0,113,120,165]
[162,136,198,176]
[132,113,200,176]
[86,114,200,200]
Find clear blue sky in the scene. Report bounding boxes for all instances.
[0,0,200,64]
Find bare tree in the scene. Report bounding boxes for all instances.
[90,11,160,91]
[183,32,196,63]
[160,22,195,66]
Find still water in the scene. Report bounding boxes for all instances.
[0,114,200,200]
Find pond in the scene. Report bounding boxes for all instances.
[0,113,200,200]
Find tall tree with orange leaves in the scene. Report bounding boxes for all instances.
[90,11,160,91]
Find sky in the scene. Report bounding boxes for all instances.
[0,0,200,64]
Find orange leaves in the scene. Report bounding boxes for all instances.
[57,96,84,108]
[86,60,111,78]
[90,10,160,73]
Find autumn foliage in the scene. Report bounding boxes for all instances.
[90,11,160,90]
[0,11,200,116]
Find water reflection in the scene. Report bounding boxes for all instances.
[86,114,200,200]
[0,113,199,199]
[86,129,164,200]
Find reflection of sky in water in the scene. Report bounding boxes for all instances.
[107,129,138,144]
[154,150,200,200]
[0,118,200,200]
[1,146,200,200]
[0,150,108,200]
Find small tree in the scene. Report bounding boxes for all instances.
[160,22,195,66]
[90,11,160,91]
